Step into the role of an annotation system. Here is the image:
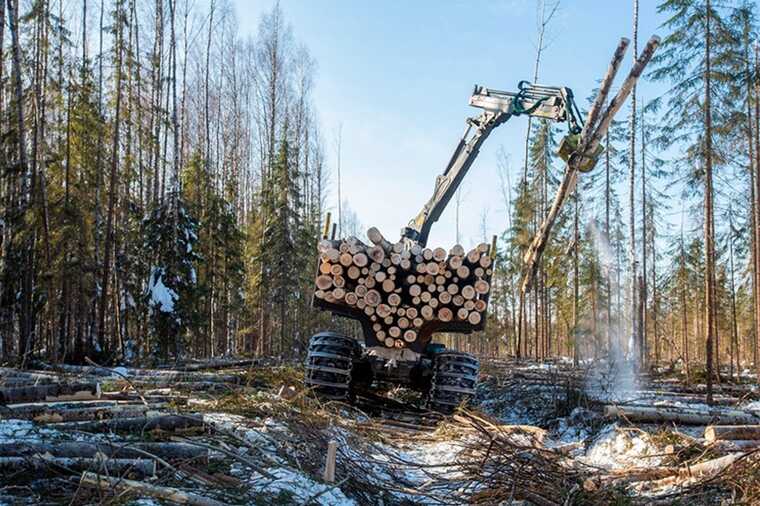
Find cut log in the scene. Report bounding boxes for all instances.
[316,275,333,291]
[339,253,353,267]
[433,247,447,262]
[28,404,154,423]
[461,286,476,300]
[0,382,100,404]
[0,441,207,461]
[80,471,225,506]
[376,304,392,318]
[704,425,760,441]
[347,266,360,279]
[403,330,417,342]
[605,405,760,425]
[352,253,368,267]
[474,279,490,294]
[438,308,453,322]
[51,414,205,434]
[322,248,340,263]
[364,290,381,307]
[450,244,465,257]
[367,245,386,263]
[0,456,156,477]
[708,439,760,452]
[468,312,482,325]
[633,452,742,492]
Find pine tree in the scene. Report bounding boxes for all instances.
[650,0,741,402]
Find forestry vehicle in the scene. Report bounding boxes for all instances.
[305,82,592,412]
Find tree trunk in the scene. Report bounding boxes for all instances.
[704,0,716,405]
[629,0,639,370]
[7,0,34,363]
[98,0,125,354]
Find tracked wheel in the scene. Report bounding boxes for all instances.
[304,332,357,401]
[427,351,479,414]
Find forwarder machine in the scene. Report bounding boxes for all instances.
[305,81,595,413]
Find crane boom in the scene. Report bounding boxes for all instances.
[402,82,582,246]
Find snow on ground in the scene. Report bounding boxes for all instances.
[580,423,663,471]
[256,467,356,506]
[202,412,358,505]
[202,412,284,455]
[0,419,58,443]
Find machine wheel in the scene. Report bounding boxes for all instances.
[304,332,357,401]
[427,351,479,414]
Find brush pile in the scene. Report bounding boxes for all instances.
[314,227,494,349]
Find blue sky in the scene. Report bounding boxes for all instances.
[233,1,669,248]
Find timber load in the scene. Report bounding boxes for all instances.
[313,227,495,352]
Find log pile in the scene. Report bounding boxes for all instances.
[0,361,266,504]
[314,227,494,349]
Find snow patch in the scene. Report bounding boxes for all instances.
[257,467,356,505]
[148,267,177,313]
[582,424,663,471]
[0,419,63,443]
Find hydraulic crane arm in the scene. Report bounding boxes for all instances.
[402,82,583,246]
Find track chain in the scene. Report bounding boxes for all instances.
[304,333,356,400]
[428,351,479,413]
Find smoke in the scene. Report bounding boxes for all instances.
[587,222,638,402]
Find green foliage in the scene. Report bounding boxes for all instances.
[142,195,201,362]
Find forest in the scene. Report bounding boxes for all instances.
[0,0,758,383]
[2,1,760,504]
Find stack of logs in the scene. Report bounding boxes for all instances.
[314,227,494,349]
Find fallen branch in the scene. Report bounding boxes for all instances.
[79,471,225,506]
